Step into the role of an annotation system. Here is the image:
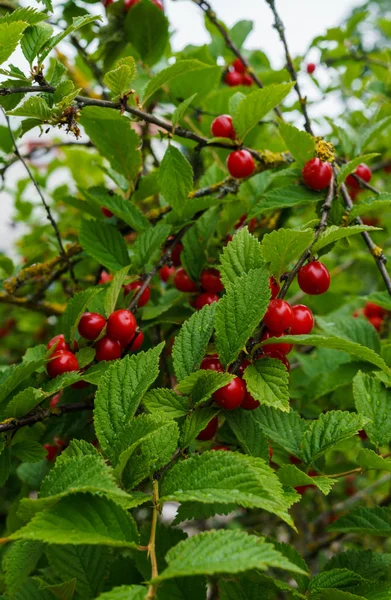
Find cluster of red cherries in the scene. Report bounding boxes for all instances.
[103,0,163,11]
[353,301,389,332]
[210,113,256,180]
[224,58,254,88]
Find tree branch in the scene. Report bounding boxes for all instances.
[0,401,93,434]
[146,479,160,600]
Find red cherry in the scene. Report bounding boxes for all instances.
[197,416,218,441]
[171,242,183,266]
[290,304,314,335]
[44,443,59,462]
[306,63,316,74]
[212,445,230,451]
[211,115,236,140]
[368,316,383,332]
[224,70,242,87]
[47,334,70,353]
[232,58,246,73]
[123,281,151,307]
[101,207,114,218]
[289,455,301,465]
[200,268,224,293]
[174,268,198,293]
[261,330,293,355]
[128,330,144,352]
[99,270,113,285]
[78,312,106,341]
[241,73,253,86]
[241,387,260,410]
[257,350,290,371]
[269,445,273,460]
[49,392,62,409]
[159,265,175,282]
[95,336,123,361]
[269,277,280,299]
[346,163,372,190]
[47,350,79,378]
[213,377,246,410]
[295,469,317,495]
[361,216,380,227]
[194,292,219,310]
[227,150,255,179]
[200,355,224,372]
[106,309,137,346]
[234,214,256,232]
[71,379,89,390]
[358,430,368,441]
[238,358,251,377]
[124,0,163,10]
[348,187,360,201]
[104,0,114,7]
[385,164,391,174]
[263,299,293,333]
[298,261,330,295]
[363,302,387,319]
[302,158,332,191]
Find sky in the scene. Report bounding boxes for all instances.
[0,0,365,256]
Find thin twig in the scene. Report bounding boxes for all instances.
[0,401,94,434]
[265,0,313,134]
[146,479,160,600]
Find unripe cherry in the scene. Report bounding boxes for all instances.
[106,309,137,346]
[95,336,123,361]
[290,304,314,335]
[200,268,224,293]
[211,115,236,140]
[78,312,106,341]
[123,280,151,307]
[302,158,332,191]
[298,261,330,295]
[174,268,198,293]
[194,292,219,310]
[263,299,293,333]
[47,350,79,378]
[213,377,246,410]
[197,416,218,441]
[227,150,255,179]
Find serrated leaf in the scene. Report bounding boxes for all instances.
[172,303,217,381]
[308,569,368,592]
[0,357,46,407]
[143,388,190,418]
[13,441,46,463]
[82,187,150,232]
[125,0,169,66]
[316,314,380,354]
[353,372,391,446]
[173,502,236,525]
[176,370,233,403]
[10,495,139,548]
[324,548,391,582]
[80,107,141,181]
[161,451,294,526]
[243,358,290,412]
[143,60,211,102]
[301,410,366,465]
[224,409,269,460]
[220,227,265,287]
[328,507,391,536]
[349,193,391,219]
[180,407,220,447]
[215,267,270,366]
[313,225,380,252]
[21,23,53,64]
[181,206,219,281]
[3,540,43,595]
[0,7,48,26]
[256,405,308,457]
[358,116,391,152]
[261,334,390,372]
[4,387,44,418]
[159,145,193,216]
[278,121,316,167]
[172,93,198,127]
[156,530,306,581]
[96,586,147,600]
[0,21,28,65]
[132,222,171,269]
[103,266,129,316]
[278,465,336,495]
[8,96,52,120]
[39,15,100,61]
[357,448,391,473]
[249,184,322,219]
[94,345,164,462]
[104,57,137,97]
[60,287,103,343]
[262,228,313,280]
[80,220,130,272]
[337,154,379,185]
[233,83,293,140]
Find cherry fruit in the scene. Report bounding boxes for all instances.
[78,312,106,341]
[290,304,314,335]
[261,330,293,355]
[213,377,246,410]
[200,268,224,293]
[197,416,218,441]
[47,334,70,353]
[194,292,219,310]
[106,309,137,346]
[263,299,293,333]
[123,281,151,307]
[211,115,236,140]
[258,350,290,371]
[298,261,330,295]
[302,158,332,191]
[99,270,113,285]
[224,70,243,87]
[227,150,255,179]
[159,265,175,282]
[128,330,144,352]
[363,302,386,319]
[95,336,123,361]
[232,58,246,73]
[101,207,114,218]
[174,268,198,293]
[241,73,253,86]
[47,350,79,378]
[171,242,183,267]
[241,387,260,410]
[346,163,372,190]
[200,355,224,372]
[306,63,316,74]
[269,277,280,299]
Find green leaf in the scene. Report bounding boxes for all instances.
[324,548,391,581]
[0,7,48,26]
[143,60,214,103]
[12,440,46,463]
[337,154,379,185]
[278,121,316,167]
[172,93,198,127]
[357,448,391,473]
[161,451,295,526]
[301,410,366,465]
[353,372,391,446]
[132,223,171,270]
[249,184,322,219]
[159,145,193,216]
[215,267,270,366]
[82,187,150,232]
[8,96,52,120]
[104,57,137,97]
[21,23,53,65]
[10,495,139,548]
[96,586,148,600]
[0,21,28,65]
[3,540,43,595]
[0,357,46,407]
[60,287,103,344]
[39,15,100,61]
[167,63,221,104]
[79,220,130,272]
[156,530,307,581]
[4,387,44,418]
[181,206,219,281]
[172,303,217,381]
[94,345,164,462]
[358,116,391,152]
[262,228,313,280]
[255,405,308,457]
[180,407,220,447]
[328,507,391,536]
[316,315,380,354]
[125,0,169,66]
[313,225,380,253]
[220,227,265,287]
[261,334,390,373]
[349,193,391,220]
[224,409,269,460]
[143,388,189,418]
[308,569,368,592]
[80,107,141,181]
[278,464,337,495]
[243,358,290,412]
[104,266,129,317]
[176,369,233,402]
[233,83,294,140]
